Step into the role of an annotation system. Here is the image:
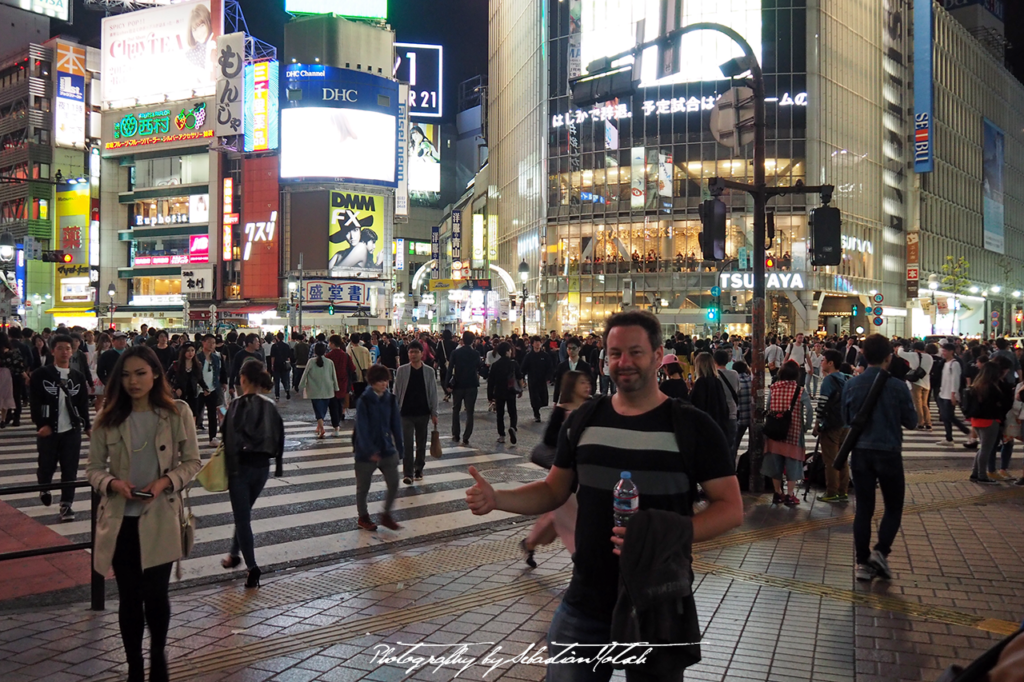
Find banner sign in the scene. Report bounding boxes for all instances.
[302,280,369,305]
[0,0,68,21]
[103,99,213,153]
[182,267,214,294]
[451,210,462,261]
[215,32,245,138]
[428,278,491,292]
[630,147,645,209]
[54,42,86,149]
[431,225,440,279]
[244,60,279,152]
[55,185,92,310]
[394,43,443,118]
[395,83,409,220]
[913,0,934,173]
[983,118,1005,254]
[328,190,385,276]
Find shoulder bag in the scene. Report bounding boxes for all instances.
[906,351,928,383]
[764,387,800,441]
[196,442,228,492]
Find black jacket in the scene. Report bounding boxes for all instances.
[29,364,91,432]
[168,361,203,402]
[224,393,285,476]
[446,345,481,389]
[486,356,523,402]
[520,349,554,383]
[552,358,592,403]
[96,348,123,386]
[269,341,293,374]
[689,375,729,425]
[610,509,701,676]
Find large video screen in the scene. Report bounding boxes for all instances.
[280,108,396,182]
[580,0,762,87]
[409,123,440,194]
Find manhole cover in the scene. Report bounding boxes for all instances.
[284,440,303,449]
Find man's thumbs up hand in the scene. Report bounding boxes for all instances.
[466,465,496,515]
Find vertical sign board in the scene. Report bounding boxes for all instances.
[430,225,440,279]
[240,156,281,299]
[567,0,582,89]
[244,61,279,152]
[395,238,405,270]
[328,191,386,277]
[451,210,462,265]
[214,32,245,138]
[54,42,86,149]
[222,177,235,261]
[395,83,409,220]
[982,118,1005,254]
[54,185,92,309]
[913,0,934,173]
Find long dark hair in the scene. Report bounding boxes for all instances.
[971,361,1002,403]
[314,342,327,367]
[559,370,590,405]
[95,345,178,430]
[175,343,196,375]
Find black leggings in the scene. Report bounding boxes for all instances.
[111,517,173,666]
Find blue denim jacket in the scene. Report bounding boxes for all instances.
[354,388,403,462]
[841,366,918,453]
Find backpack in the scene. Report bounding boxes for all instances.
[563,395,701,508]
[905,351,927,383]
[764,386,801,441]
[960,386,978,419]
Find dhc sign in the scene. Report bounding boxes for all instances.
[720,272,806,291]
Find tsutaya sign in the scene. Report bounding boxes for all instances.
[550,92,808,128]
[720,272,806,291]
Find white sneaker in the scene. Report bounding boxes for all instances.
[855,564,876,581]
[210,437,221,447]
[936,440,955,447]
[334,427,340,437]
[868,549,892,579]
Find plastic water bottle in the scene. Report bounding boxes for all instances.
[613,472,639,527]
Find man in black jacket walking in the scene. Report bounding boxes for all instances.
[445,331,480,446]
[31,334,91,522]
[96,332,128,395]
[269,332,293,400]
[520,336,554,422]
[552,338,592,404]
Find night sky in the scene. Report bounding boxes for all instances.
[51,0,1024,115]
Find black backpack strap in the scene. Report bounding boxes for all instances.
[720,373,739,403]
[668,398,699,509]
[564,394,608,463]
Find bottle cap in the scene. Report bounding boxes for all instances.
[620,472,631,479]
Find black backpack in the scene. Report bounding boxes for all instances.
[764,387,801,441]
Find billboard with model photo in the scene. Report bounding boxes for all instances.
[328,190,385,276]
[409,122,441,201]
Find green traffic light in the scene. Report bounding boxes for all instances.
[328,304,335,315]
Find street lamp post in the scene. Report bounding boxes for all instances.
[107,283,116,329]
[518,259,529,336]
[928,274,939,335]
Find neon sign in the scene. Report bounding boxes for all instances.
[550,92,808,129]
[223,177,234,261]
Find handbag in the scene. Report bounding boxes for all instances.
[175,485,195,580]
[905,351,928,383]
[764,386,800,441]
[196,442,228,492]
[430,426,443,459]
[530,442,557,469]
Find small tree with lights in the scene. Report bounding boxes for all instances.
[940,255,971,333]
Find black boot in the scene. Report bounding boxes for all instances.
[149,648,168,682]
[126,652,145,682]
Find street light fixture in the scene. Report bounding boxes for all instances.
[518,259,529,334]
[0,231,15,264]
[927,274,939,335]
[107,283,116,329]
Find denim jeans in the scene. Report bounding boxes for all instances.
[228,464,270,569]
[546,601,681,682]
[451,387,477,442]
[851,448,905,566]
[311,398,330,421]
[973,421,1002,479]
[354,454,399,519]
[598,375,616,396]
[937,397,969,442]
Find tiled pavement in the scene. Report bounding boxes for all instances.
[1,471,1023,682]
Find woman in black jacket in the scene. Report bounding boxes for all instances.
[689,352,729,425]
[968,360,1015,484]
[168,344,203,424]
[220,361,284,588]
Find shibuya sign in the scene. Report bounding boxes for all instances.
[720,272,806,291]
[551,92,808,129]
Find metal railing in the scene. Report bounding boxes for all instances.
[0,480,103,610]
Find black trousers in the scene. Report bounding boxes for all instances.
[328,396,345,428]
[111,517,173,675]
[36,429,82,505]
[495,394,518,437]
[11,374,23,425]
[273,368,290,398]
[292,365,305,392]
[195,391,220,441]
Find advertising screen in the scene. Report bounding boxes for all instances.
[580,0,761,87]
[281,65,398,185]
[101,0,223,107]
[409,123,441,194]
[241,155,280,298]
[284,0,386,18]
[983,118,1005,254]
[54,185,92,310]
[328,190,384,276]
[54,42,86,149]
[244,61,279,152]
[0,0,68,21]
[394,43,443,118]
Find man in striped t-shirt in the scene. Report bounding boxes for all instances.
[466,311,742,681]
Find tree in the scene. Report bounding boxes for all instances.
[940,255,971,333]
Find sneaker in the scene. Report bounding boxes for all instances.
[998,470,1017,482]
[451,436,460,444]
[534,416,542,423]
[403,476,413,485]
[414,472,423,481]
[969,475,980,483]
[520,539,537,569]
[195,425,206,432]
[963,440,979,450]
[925,424,933,430]
[936,440,956,447]
[771,492,784,505]
[508,427,517,445]
[817,493,843,502]
[462,440,469,447]
[210,437,221,447]
[1015,477,1024,486]
[59,503,74,522]
[496,436,505,444]
[783,495,800,507]
[855,564,876,581]
[39,490,52,507]
[836,493,850,501]
[334,427,340,437]
[357,516,377,531]
[286,392,291,400]
[985,472,1003,483]
[378,513,401,531]
[868,549,892,579]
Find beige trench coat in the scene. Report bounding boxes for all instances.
[86,400,202,575]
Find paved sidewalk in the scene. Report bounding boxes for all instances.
[1,468,1023,682]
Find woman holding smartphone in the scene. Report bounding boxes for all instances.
[87,346,201,682]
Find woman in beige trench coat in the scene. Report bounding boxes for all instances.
[87,345,201,682]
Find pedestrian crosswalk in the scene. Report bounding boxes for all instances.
[0,416,543,582]
[0,400,1000,583]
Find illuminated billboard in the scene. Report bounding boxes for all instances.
[54,184,93,310]
[101,0,223,107]
[580,0,761,87]
[409,123,440,194]
[281,65,398,185]
[284,0,385,18]
[394,43,443,118]
[244,61,280,152]
[54,42,86,149]
[329,190,385,276]
[0,0,68,22]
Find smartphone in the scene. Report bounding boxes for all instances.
[688,374,693,381]
[132,489,154,499]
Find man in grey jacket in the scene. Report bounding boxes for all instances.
[713,349,740,461]
[394,341,439,484]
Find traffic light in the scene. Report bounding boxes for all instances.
[698,198,726,261]
[851,303,859,317]
[811,205,842,266]
[41,250,71,263]
[765,254,776,269]
[328,303,335,315]
[1016,310,1022,324]
[707,305,719,322]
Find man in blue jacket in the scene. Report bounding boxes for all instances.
[353,364,403,532]
[841,334,917,582]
